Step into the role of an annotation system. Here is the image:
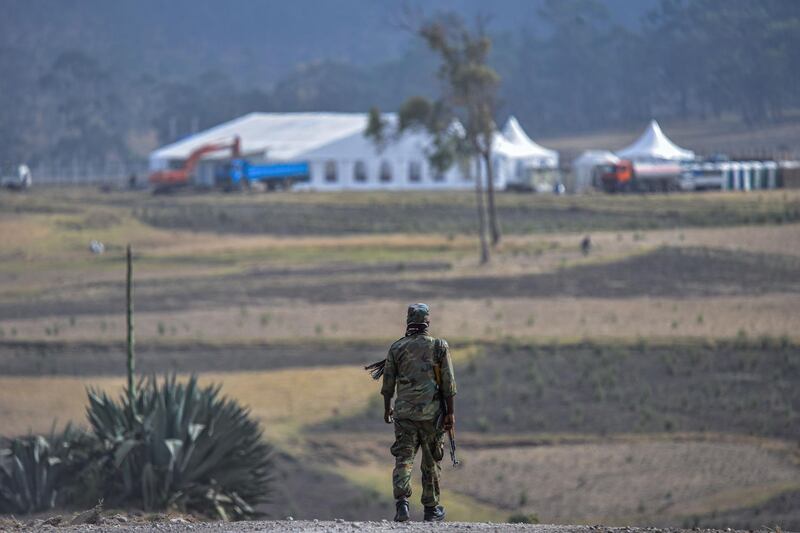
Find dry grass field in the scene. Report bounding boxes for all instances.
[445,438,800,526]
[1,187,799,528]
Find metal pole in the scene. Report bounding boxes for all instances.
[126,244,136,407]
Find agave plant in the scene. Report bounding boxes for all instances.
[86,374,272,520]
[0,425,94,514]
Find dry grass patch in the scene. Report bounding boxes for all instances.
[0,366,375,442]
[446,440,800,526]
[4,293,798,343]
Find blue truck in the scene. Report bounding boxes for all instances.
[216,159,310,191]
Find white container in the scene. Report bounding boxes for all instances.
[764,161,778,189]
[718,162,732,190]
[729,162,742,190]
[741,162,754,191]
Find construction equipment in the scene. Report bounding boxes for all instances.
[216,159,310,191]
[148,136,240,192]
[598,159,683,193]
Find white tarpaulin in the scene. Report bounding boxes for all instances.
[616,120,695,162]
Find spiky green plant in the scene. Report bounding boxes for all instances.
[0,425,94,514]
[86,374,272,520]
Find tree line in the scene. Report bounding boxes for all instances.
[0,0,798,169]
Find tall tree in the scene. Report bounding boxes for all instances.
[418,17,503,247]
[366,14,501,263]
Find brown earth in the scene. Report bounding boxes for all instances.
[317,339,800,440]
[443,440,799,525]
[2,247,799,322]
[0,340,383,376]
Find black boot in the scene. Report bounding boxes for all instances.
[394,499,410,522]
[424,505,446,522]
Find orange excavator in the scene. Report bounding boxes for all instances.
[148,136,241,192]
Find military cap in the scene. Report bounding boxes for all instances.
[406,303,430,324]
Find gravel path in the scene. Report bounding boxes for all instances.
[5,519,756,533]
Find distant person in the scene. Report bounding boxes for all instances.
[581,235,592,255]
[128,173,137,189]
[379,303,456,522]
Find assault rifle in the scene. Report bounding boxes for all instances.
[433,364,459,467]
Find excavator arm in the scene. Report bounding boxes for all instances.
[149,136,240,189]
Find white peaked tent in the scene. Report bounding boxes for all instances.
[497,116,559,167]
[616,120,695,162]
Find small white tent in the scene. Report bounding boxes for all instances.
[616,120,694,162]
[495,116,559,190]
[498,116,558,167]
[571,150,620,192]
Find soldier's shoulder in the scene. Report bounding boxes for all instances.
[430,337,449,350]
[389,336,408,350]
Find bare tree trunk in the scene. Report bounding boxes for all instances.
[474,158,490,264]
[483,149,501,246]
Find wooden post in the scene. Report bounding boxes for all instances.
[126,244,135,407]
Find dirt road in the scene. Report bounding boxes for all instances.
[10,519,755,533]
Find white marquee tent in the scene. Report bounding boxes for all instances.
[148,112,560,190]
[616,120,695,162]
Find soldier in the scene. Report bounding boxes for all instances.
[381,303,457,522]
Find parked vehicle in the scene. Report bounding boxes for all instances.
[148,137,240,192]
[216,159,310,191]
[598,160,683,192]
[679,163,726,191]
[1,164,32,191]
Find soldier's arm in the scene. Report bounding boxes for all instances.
[380,348,397,423]
[439,340,457,430]
[439,340,457,397]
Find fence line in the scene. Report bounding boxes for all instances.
[9,160,151,186]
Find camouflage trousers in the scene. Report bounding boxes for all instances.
[390,418,444,507]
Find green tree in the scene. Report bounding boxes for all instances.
[366,14,502,263]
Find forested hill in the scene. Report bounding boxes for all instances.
[1,0,798,167]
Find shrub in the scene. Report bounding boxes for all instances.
[86,374,272,520]
[508,513,539,524]
[0,426,94,514]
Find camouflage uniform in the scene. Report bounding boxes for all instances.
[381,304,457,507]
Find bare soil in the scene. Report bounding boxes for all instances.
[444,440,799,525]
[0,340,384,376]
[2,247,799,322]
[259,452,392,522]
[318,340,800,440]
[693,489,800,532]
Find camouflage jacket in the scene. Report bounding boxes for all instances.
[381,334,457,421]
